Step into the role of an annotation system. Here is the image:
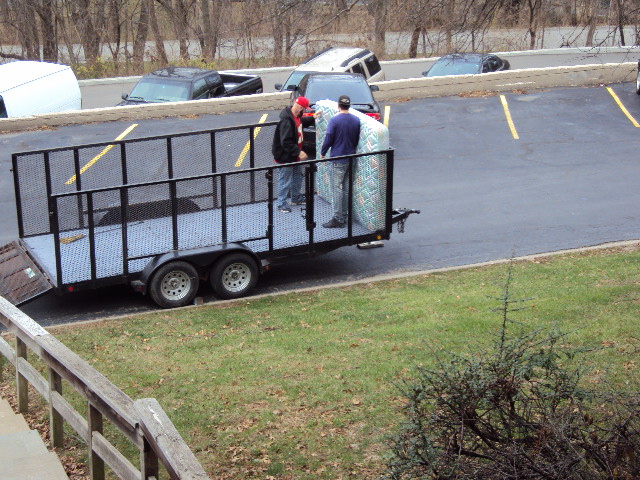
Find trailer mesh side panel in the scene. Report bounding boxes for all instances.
[13,123,391,288]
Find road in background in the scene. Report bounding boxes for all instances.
[80,48,640,109]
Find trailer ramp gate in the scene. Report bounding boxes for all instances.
[0,240,52,305]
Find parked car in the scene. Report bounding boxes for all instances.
[119,66,263,105]
[275,46,385,91]
[636,60,640,94]
[288,72,381,157]
[0,61,81,118]
[422,53,510,77]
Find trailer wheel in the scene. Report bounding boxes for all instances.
[210,253,258,300]
[149,261,199,308]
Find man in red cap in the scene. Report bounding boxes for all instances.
[272,96,316,213]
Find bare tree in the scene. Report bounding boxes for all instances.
[66,0,107,64]
[149,0,169,64]
[132,0,151,68]
[156,0,197,61]
[33,0,58,62]
[365,0,389,56]
[525,0,543,49]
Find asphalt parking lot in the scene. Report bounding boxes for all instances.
[1,81,639,324]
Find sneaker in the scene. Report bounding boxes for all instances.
[322,218,346,228]
[291,195,306,206]
[278,205,292,213]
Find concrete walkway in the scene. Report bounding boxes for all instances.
[0,397,68,480]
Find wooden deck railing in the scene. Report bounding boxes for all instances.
[0,296,209,480]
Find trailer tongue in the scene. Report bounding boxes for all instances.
[1,120,418,308]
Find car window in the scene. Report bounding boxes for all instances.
[0,96,6,118]
[427,57,481,76]
[129,78,190,102]
[205,73,225,96]
[283,71,312,90]
[350,63,365,76]
[192,78,209,99]
[304,78,374,105]
[364,55,382,76]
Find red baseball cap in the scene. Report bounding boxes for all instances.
[295,96,310,109]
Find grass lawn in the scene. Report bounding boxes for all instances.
[3,245,640,479]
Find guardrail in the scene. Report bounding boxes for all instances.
[0,295,209,480]
[0,61,636,132]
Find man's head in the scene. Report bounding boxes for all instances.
[338,95,351,111]
[292,96,310,116]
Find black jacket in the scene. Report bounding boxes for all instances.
[272,106,314,164]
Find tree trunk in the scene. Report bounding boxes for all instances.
[70,0,103,65]
[150,0,169,64]
[133,0,151,68]
[36,0,57,62]
[409,26,421,58]
[616,0,626,46]
[367,0,387,56]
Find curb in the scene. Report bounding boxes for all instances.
[2,62,636,132]
[42,238,640,333]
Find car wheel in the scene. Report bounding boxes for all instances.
[149,261,199,308]
[636,68,640,95]
[210,253,258,300]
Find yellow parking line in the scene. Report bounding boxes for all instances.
[500,95,519,140]
[606,86,640,127]
[383,105,391,128]
[65,124,138,185]
[235,114,268,167]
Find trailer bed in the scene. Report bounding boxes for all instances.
[23,195,372,286]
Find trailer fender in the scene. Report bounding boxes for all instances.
[133,243,260,295]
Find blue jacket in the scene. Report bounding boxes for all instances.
[320,112,360,160]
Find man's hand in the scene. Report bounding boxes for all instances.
[299,151,309,161]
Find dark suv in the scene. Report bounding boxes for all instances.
[288,72,381,157]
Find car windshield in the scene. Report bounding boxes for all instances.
[304,78,374,105]
[282,71,312,90]
[128,77,190,102]
[426,57,481,76]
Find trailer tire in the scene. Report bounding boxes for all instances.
[210,253,258,300]
[149,261,199,308]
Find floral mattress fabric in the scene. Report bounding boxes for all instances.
[314,99,389,231]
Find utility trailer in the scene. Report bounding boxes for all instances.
[0,121,418,308]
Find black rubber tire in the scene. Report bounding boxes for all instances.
[210,253,258,300]
[148,261,199,308]
[636,69,640,95]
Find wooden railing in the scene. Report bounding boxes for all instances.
[0,296,209,480]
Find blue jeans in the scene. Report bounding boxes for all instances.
[277,163,304,207]
[330,162,350,223]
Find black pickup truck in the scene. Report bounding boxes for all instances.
[119,66,263,105]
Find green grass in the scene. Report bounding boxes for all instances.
[7,246,640,479]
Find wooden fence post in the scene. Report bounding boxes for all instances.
[48,367,64,447]
[15,337,28,413]
[88,402,105,480]
[141,437,159,480]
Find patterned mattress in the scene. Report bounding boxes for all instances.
[314,100,389,231]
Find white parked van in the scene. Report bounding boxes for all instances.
[0,61,81,118]
[275,47,385,91]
